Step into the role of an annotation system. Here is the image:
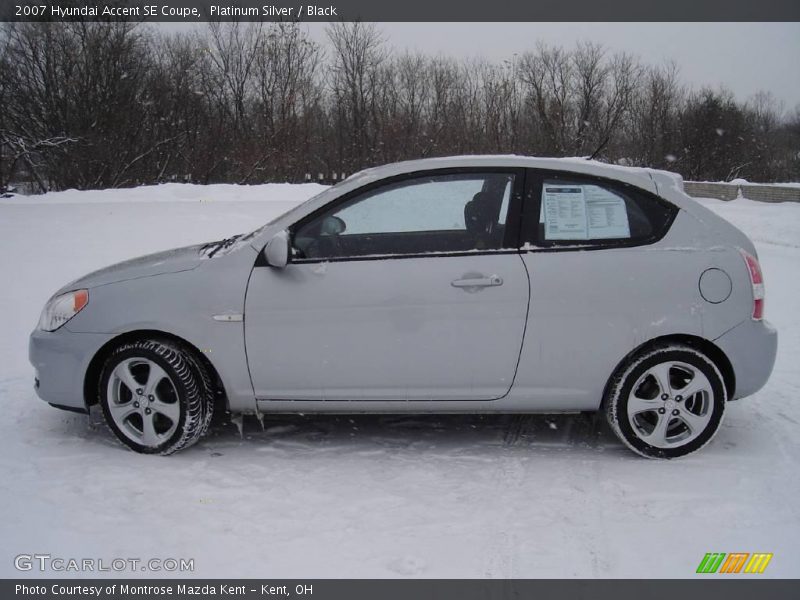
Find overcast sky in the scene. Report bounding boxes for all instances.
[330,23,800,109]
[168,22,800,109]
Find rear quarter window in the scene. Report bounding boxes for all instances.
[525,175,677,248]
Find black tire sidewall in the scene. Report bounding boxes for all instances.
[612,348,726,459]
[99,344,190,455]
[182,351,216,436]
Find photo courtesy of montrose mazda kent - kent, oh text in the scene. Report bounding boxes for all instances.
[29,156,777,458]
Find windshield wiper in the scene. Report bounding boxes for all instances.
[202,234,242,258]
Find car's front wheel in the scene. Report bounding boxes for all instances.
[605,344,727,458]
[99,339,211,454]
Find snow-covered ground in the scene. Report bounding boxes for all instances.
[0,184,798,579]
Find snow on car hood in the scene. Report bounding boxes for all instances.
[60,243,206,291]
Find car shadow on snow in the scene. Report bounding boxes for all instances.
[57,406,627,455]
[53,403,632,458]
[196,411,629,457]
[45,400,753,461]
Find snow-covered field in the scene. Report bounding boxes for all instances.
[0,184,798,578]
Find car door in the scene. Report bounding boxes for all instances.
[244,168,530,401]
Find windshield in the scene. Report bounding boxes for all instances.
[240,167,385,241]
[240,186,330,241]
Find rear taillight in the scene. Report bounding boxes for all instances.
[739,249,764,320]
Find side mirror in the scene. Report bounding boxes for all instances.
[264,230,290,268]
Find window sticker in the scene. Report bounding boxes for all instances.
[542,186,588,239]
[585,186,631,238]
[542,183,631,240]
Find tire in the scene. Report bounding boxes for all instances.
[605,344,727,459]
[98,339,213,455]
[182,351,216,438]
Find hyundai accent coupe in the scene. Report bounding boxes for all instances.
[29,156,777,458]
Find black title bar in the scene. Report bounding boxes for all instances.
[4,579,800,600]
[2,0,800,22]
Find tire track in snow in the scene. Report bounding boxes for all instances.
[482,415,546,577]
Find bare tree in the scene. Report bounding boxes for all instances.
[204,22,261,131]
[1,22,797,191]
[326,22,387,171]
[519,44,573,154]
[624,61,684,169]
[251,23,321,182]
[588,51,640,159]
[1,21,160,189]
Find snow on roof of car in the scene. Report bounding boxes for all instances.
[344,155,663,193]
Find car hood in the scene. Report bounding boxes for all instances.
[60,243,206,291]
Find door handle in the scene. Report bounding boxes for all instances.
[451,275,503,288]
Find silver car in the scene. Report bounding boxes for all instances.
[29,156,777,458]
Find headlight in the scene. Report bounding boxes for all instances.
[38,289,89,332]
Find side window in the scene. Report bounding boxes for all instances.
[293,172,516,260]
[527,177,675,247]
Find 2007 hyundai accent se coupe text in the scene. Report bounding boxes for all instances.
[29,156,778,458]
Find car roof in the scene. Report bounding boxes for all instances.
[344,155,660,194]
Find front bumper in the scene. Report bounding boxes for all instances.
[29,327,116,412]
[714,318,778,400]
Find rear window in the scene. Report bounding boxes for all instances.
[526,177,676,247]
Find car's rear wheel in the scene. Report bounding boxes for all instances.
[605,344,726,459]
[99,339,212,454]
